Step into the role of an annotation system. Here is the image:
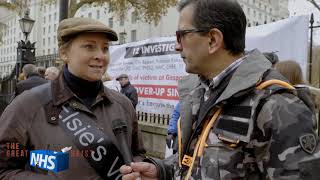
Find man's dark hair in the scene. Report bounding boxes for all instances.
[178,0,247,55]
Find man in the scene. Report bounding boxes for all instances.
[15,64,47,96]
[45,66,60,80]
[121,0,318,179]
[37,66,46,78]
[116,74,138,108]
[166,102,180,154]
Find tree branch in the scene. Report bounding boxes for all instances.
[308,0,320,12]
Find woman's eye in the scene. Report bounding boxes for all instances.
[84,44,94,49]
[103,47,109,52]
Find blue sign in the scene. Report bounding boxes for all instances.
[30,150,69,173]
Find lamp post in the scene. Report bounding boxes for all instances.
[16,9,36,79]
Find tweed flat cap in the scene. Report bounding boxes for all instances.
[57,17,118,47]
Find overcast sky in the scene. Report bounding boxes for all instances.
[289,0,320,44]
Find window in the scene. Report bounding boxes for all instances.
[49,14,51,22]
[97,10,100,19]
[253,10,256,17]
[54,35,56,44]
[48,37,51,45]
[54,24,57,32]
[43,16,46,23]
[119,32,126,44]
[88,12,92,18]
[131,11,138,23]
[43,38,45,46]
[131,30,136,42]
[120,16,124,26]
[109,6,114,13]
[109,18,113,28]
[49,26,51,33]
[48,49,50,54]
[54,12,57,21]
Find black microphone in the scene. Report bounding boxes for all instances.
[112,119,133,165]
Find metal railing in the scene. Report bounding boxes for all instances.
[136,111,170,127]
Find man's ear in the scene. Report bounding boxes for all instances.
[208,28,224,54]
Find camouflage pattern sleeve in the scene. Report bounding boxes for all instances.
[255,92,317,179]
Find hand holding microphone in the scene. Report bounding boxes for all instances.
[112,119,133,165]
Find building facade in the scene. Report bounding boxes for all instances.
[0,0,289,77]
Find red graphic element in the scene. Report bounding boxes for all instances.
[134,84,179,100]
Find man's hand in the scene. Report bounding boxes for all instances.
[120,162,157,180]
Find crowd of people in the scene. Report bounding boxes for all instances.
[0,0,319,179]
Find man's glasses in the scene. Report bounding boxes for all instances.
[176,28,211,43]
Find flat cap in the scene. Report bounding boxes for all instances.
[58,17,118,47]
[116,74,129,81]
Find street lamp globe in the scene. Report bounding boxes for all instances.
[19,9,35,41]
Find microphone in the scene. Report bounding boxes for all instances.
[112,119,133,165]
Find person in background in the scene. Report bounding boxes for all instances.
[116,74,138,108]
[0,17,145,179]
[263,51,279,67]
[45,66,60,80]
[121,0,318,179]
[276,60,319,131]
[14,64,47,96]
[102,73,120,91]
[18,72,25,81]
[166,102,180,154]
[37,66,46,78]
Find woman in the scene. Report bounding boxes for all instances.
[0,17,145,179]
[276,60,320,133]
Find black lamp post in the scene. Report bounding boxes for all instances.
[16,9,36,79]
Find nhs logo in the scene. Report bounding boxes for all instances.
[30,150,69,173]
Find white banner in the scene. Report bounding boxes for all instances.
[108,15,309,114]
[246,15,309,77]
[108,37,186,114]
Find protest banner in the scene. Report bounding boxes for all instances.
[109,15,309,114]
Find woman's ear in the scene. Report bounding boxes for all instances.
[208,28,224,54]
[59,47,69,63]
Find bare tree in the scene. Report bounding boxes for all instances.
[0,0,176,44]
[308,0,320,11]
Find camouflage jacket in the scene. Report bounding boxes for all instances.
[151,50,318,180]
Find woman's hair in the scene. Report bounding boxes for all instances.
[275,60,304,85]
[18,73,25,81]
[101,73,112,82]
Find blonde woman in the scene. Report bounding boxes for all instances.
[0,17,145,179]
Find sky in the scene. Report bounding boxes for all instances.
[289,0,320,44]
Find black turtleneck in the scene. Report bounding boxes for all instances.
[63,66,102,108]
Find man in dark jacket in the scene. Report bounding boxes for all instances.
[15,64,48,96]
[116,74,138,108]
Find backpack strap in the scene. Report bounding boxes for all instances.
[256,79,295,90]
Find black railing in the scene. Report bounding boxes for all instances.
[136,111,170,126]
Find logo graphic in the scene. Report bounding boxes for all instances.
[30,150,69,173]
[299,133,317,154]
